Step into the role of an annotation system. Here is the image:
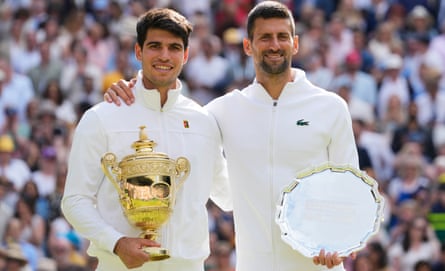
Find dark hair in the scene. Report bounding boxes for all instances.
[136,8,193,49]
[367,241,388,268]
[246,1,295,40]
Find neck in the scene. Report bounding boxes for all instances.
[256,69,295,100]
[141,77,179,107]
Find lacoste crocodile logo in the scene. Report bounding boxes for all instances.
[296,119,309,126]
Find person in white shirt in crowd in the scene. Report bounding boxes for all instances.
[0,56,35,129]
[377,53,410,125]
[330,49,378,109]
[184,35,230,105]
[0,134,31,208]
[31,146,57,198]
[414,65,445,128]
[59,40,102,106]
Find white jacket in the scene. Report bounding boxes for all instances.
[206,69,359,271]
[62,72,232,271]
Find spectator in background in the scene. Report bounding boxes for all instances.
[59,41,102,106]
[428,20,445,77]
[221,27,254,92]
[2,217,39,271]
[295,10,326,67]
[29,101,59,148]
[377,54,410,124]
[102,50,137,94]
[404,5,437,41]
[432,242,445,271]
[388,215,440,271]
[31,146,57,198]
[428,180,445,243]
[81,21,115,73]
[213,241,235,271]
[378,94,408,138]
[0,242,29,271]
[325,12,354,72]
[0,134,31,207]
[185,35,230,105]
[40,80,77,129]
[414,260,433,271]
[10,30,40,75]
[368,21,401,68]
[350,28,375,74]
[351,116,395,184]
[305,53,334,90]
[404,34,431,93]
[36,17,65,61]
[366,241,390,271]
[414,65,445,128]
[27,40,63,96]
[0,56,35,129]
[1,106,29,146]
[0,180,13,243]
[391,101,436,162]
[13,197,46,256]
[388,146,430,207]
[330,49,378,109]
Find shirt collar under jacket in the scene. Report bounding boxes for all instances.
[248,68,306,103]
[134,70,182,111]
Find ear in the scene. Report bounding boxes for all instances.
[135,43,142,61]
[293,35,299,55]
[183,48,189,65]
[243,38,252,56]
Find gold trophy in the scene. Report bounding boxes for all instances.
[101,126,190,261]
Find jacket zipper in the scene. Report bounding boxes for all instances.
[270,99,278,269]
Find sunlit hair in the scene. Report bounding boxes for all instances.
[136,8,193,49]
[246,1,295,40]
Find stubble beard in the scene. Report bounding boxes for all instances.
[260,53,289,75]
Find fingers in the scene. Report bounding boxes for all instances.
[104,88,121,106]
[115,80,135,105]
[313,249,342,269]
[115,237,151,268]
[140,238,161,248]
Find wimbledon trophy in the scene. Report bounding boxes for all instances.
[276,164,385,258]
[101,126,190,261]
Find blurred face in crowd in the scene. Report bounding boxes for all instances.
[135,28,189,93]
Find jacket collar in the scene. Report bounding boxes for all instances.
[134,70,182,111]
[246,68,307,102]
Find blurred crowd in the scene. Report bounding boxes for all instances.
[0,0,445,270]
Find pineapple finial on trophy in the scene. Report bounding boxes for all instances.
[132,126,157,153]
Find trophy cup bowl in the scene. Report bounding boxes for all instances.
[101,126,190,261]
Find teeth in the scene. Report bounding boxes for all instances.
[156,65,171,70]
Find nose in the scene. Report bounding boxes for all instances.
[159,47,170,60]
[269,36,280,50]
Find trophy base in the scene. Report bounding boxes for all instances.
[143,246,170,261]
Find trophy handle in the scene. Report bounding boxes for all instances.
[100,152,122,193]
[175,157,190,190]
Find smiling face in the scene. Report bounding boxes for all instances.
[135,28,189,92]
[243,17,298,78]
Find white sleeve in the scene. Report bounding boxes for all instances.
[61,109,124,253]
[328,98,360,168]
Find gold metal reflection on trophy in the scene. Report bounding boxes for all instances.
[101,126,190,261]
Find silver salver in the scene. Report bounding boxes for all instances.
[276,164,385,258]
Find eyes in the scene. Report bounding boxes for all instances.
[146,42,183,52]
[258,33,292,42]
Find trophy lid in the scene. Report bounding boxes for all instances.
[124,126,170,161]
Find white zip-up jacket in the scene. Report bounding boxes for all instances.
[206,69,359,271]
[62,72,232,271]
